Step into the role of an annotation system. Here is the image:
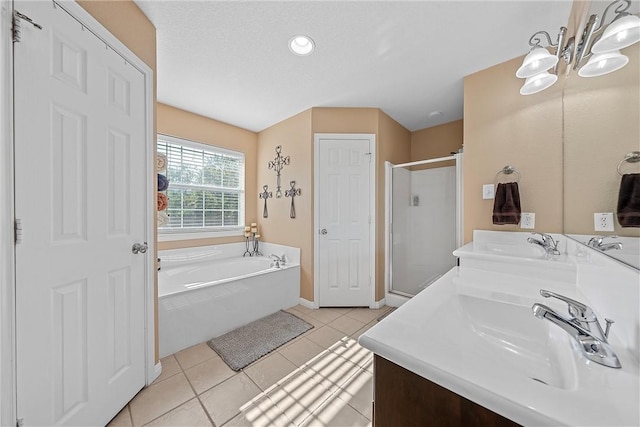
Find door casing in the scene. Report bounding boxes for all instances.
[313,133,377,308]
[0,1,158,425]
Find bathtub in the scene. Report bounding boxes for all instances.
[158,243,300,358]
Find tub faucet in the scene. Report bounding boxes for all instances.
[527,232,561,259]
[587,236,623,252]
[269,254,286,268]
[532,289,620,368]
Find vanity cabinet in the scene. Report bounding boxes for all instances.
[373,355,520,427]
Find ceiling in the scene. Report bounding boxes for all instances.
[135,1,573,133]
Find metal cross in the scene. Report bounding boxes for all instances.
[268,145,290,198]
[284,181,301,219]
[259,185,273,218]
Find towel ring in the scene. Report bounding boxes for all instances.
[494,165,521,185]
[617,151,640,176]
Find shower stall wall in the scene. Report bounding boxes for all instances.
[385,154,463,301]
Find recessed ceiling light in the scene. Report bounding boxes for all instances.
[289,35,315,56]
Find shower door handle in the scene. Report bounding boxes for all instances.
[319,228,328,235]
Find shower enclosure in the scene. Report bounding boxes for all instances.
[385,153,463,302]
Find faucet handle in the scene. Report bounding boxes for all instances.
[539,289,596,321]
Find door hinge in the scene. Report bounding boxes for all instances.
[16,418,24,427]
[12,10,43,43]
[14,219,22,244]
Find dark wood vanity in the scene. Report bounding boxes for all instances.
[373,355,520,427]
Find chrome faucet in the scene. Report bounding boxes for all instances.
[587,236,623,252]
[269,253,286,268]
[527,232,561,259]
[532,289,620,368]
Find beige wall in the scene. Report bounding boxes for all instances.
[411,119,463,163]
[564,44,640,237]
[78,0,160,360]
[463,56,564,243]
[156,103,259,250]
[257,109,314,300]
[256,107,410,303]
[377,111,411,300]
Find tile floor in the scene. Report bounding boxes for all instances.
[108,305,393,427]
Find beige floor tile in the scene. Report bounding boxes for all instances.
[278,337,326,367]
[327,315,366,336]
[301,395,371,427]
[350,320,377,340]
[291,304,314,315]
[224,394,293,427]
[184,357,236,395]
[129,373,195,426]
[107,405,132,427]
[199,373,262,426]
[244,352,298,391]
[307,309,345,324]
[153,355,182,385]
[305,326,347,349]
[344,307,391,324]
[292,313,325,330]
[330,337,373,369]
[267,370,333,426]
[306,351,362,394]
[144,398,212,426]
[174,343,218,371]
[335,369,373,420]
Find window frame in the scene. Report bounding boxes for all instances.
[156,134,245,241]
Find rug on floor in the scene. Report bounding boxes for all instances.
[207,310,314,371]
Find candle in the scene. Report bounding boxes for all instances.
[244,226,251,232]
[244,232,250,238]
[251,227,257,233]
[254,234,260,239]
[251,223,257,227]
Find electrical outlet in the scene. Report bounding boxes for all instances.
[594,212,614,232]
[482,184,495,200]
[521,212,535,229]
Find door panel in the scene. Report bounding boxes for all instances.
[318,138,372,307]
[14,2,147,425]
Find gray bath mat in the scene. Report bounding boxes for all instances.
[207,310,313,371]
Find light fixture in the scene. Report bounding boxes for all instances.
[520,71,559,95]
[288,35,315,56]
[578,50,629,77]
[573,0,640,72]
[515,27,572,95]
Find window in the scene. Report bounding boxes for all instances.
[157,135,244,235]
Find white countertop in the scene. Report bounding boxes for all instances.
[359,266,640,426]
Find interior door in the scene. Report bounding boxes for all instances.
[317,136,372,307]
[14,2,147,425]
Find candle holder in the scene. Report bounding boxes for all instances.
[253,235,262,256]
[243,235,252,257]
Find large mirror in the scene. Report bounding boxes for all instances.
[563,0,640,269]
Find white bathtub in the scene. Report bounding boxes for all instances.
[158,243,300,358]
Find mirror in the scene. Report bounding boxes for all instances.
[563,0,640,270]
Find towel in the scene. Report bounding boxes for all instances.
[492,182,521,225]
[617,173,640,227]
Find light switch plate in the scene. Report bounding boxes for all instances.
[482,184,495,200]
[594,213,614,231]
[521,212,535,229]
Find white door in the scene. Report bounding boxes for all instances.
[14,2,147,425]
[316,136,373,307]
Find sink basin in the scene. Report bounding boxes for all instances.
[476,241,546,259]
[418,292,579,391]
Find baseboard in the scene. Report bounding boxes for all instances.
[385,293,409,308]
[147,361,162,386]
[298,297,318,309]
[370,298,386,309]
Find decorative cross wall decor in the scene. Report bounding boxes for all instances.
[259,185,273,218]
[268,145,290,198]
[285,181,302,219]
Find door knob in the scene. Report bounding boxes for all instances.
[132,242,148,254]
[320,229,328,235]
